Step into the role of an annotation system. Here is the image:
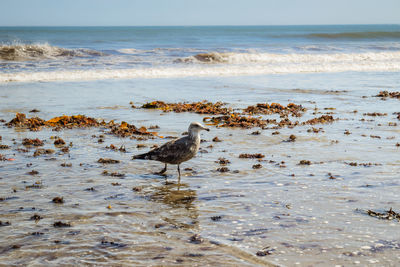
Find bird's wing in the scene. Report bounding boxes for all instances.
[146,136,192,163]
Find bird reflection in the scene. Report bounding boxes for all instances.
[148,182,199,229]
[149,182,196,209]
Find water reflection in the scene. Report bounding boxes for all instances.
[147,182,199,229]
[149,182,197,209]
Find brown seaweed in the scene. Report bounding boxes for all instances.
[108,121,154,138]
[30,214,43,221]
[141,100,231,115]
[5,113,156,138]
[239,153,265,159]
[6,113,45,131]
[102,170,125,177]
[52,197,64,204]
[243,102,306,117]
[216,167,229,172]
[54,138,65,146]
[212,136,222,142]
[33,148,54,157]
[189,234,204,244]
[256,246,274,256]
[53,221,71,227]
[366,208,400,221]
[375,91,400,99]
[302,115,335,125]
[215,157,230,165]
[203,113,269,128]
[98,158,120,164]
[252,164,263,169]
[22,138,44,146]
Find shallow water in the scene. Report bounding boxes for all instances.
[1,72,400,266]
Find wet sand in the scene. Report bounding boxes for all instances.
[1,73,400,266]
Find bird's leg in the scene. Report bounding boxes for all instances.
[156,163,167,175]
[177,164,181,184]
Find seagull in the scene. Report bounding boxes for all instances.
[132,122,209,180]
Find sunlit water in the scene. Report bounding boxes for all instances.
[1,72,399,266]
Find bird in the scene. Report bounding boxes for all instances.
[132,122,209,181]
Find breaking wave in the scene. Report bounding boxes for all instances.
[177,51,400,64]
[1,50,399,83]
[0,43,103,61]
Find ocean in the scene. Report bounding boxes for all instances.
[1,25,400,82]
[0,25,400,266]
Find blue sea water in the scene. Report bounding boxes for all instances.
[0,25,399,82]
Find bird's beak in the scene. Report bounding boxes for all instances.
[203,126,210,131]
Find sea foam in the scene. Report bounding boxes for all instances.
[0,43,102,61]
[1,51,399,83]
[178,51,400,64]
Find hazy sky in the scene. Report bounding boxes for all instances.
[1,0,399,26]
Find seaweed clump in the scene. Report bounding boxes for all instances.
[215,157,230,165]
[252,164,263,169]
[375,91,400,99]
[45,115,100,128]
[141,100,232,115]
[22,138,44,147]
[33,148,54,157]
[216,167,229,172]
[100,240,127,248]
[102,170,125,177]
[6,113,45,131]
[302,115,335,125]
[139,100,336,129]
[203,113,331,129]
[366,208,400,221]
[108,121,153,138]
[6,113,99,130]
[256,246,274,256]
[54,138,65,146]
[243,102,306,117]
[53,221,71,227]
[203,114,269,128]
[239,153,265,159]
[30,214,43,221]
[5,113,156,138]
[363,112,387,116]
[52,197,64,204]
[98,158,120,164]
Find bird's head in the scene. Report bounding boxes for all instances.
[188,122,210,135]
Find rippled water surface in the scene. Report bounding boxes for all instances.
[1,72,400,266]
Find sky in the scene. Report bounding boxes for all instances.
[0,0,399,26]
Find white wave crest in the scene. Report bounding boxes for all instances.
[0,42,103,61]
[117,48,141,54]
[1,51,400,83]
[178,51,400,64]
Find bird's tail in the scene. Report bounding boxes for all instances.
[132,152,150,160]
